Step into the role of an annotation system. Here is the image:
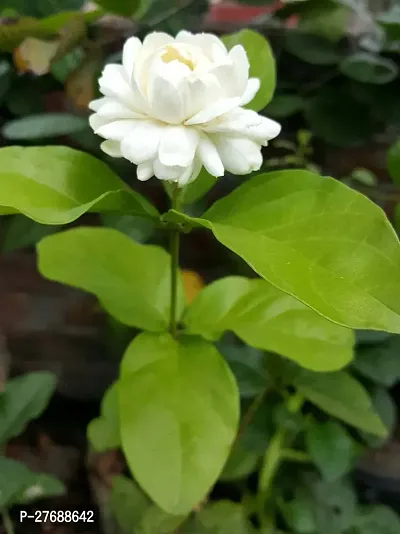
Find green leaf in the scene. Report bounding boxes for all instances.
[185,277,354,371]
[387,139,400,184]
[110,475,186,534]
[284,32,340,65]
[2,113,87,140]
[306,421,355,481]
[184,276,253,341]
[110,476,150,532]
[2,215,60,253]
[222,29,276,111]
[169,170,400,334]
[0,146,158,224]
[355,505,400,534]
[340,53,398,85]
[93,0,142,16]
[265,94,305,118]
[184,501,253,534]
[38,227,184,331]
[377,6,400,42]
[0,457,64,507]
[119,332,239,515]
[361,386,397,448]
[101,213,154,243]
[0,372,56,446]
[218,338,267,398]
[353,335,400,387]
[221,443,260,481]
[306,87,374,146]
[15,473,65,504]
[0,61,12,104]
[350,168,377,187]
[182,169,217,205]
[293,370,387,436]
[298,1,349,42]
[88,382,120,452]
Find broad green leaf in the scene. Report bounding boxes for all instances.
[305,421,355,481]
[87,382,120,452]
[387,139,400,184]
[110,476,150,532]
[281,488,317,534]
[306,87,374,146]
[353,335,400,387]
[265,94,305,118]
[119,332,239,514]
[110,475,185,534]
[101,213,154,243]
[340,53,398,84]
[2,113,87,140]
[38,227,184,331]
[169,170,400,334]
[183,501,253,534]
[0,457,64,507]
[222,29,276,111]
[0,146,157,224]
[0,371,56,446]
[2,215,60,253]
[185,277,354,371]
[184,276,253,340]
[293,370,387,436]
[284,32,340,65]
[355,505,400,534]
[218,337,267,398]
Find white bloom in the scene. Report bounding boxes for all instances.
[89,31,281,186]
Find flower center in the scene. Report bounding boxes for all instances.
[161,45,195,71]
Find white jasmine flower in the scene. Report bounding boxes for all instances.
[89,31,281,186]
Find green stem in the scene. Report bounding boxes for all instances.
[257,392,304,525]
[281,449,311,463]
[1,509,14,534]
[236,388,267,444]
[169,186,182,338]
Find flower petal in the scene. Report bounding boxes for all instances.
[185,97,241,125]
[99,64,148,114]
[93,98,144,119]
[159,126,199,167]
[241,78,260,106]
[137,161,154,181]
[100,140,122,158]
[178,158,202,186]
[229,45,249,97]
[212,135,262,175]
[96,119,138,141]
[89,113,109,132]
[153,159,186,181]
[197,135,224,177]
[123,37,142,80]
[120,121,163,164]
[148,75,186,124]
[203,108,281,144]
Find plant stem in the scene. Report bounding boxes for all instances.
[1,509,14,534]
[169,186,182,338]
[257,392,304,525]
